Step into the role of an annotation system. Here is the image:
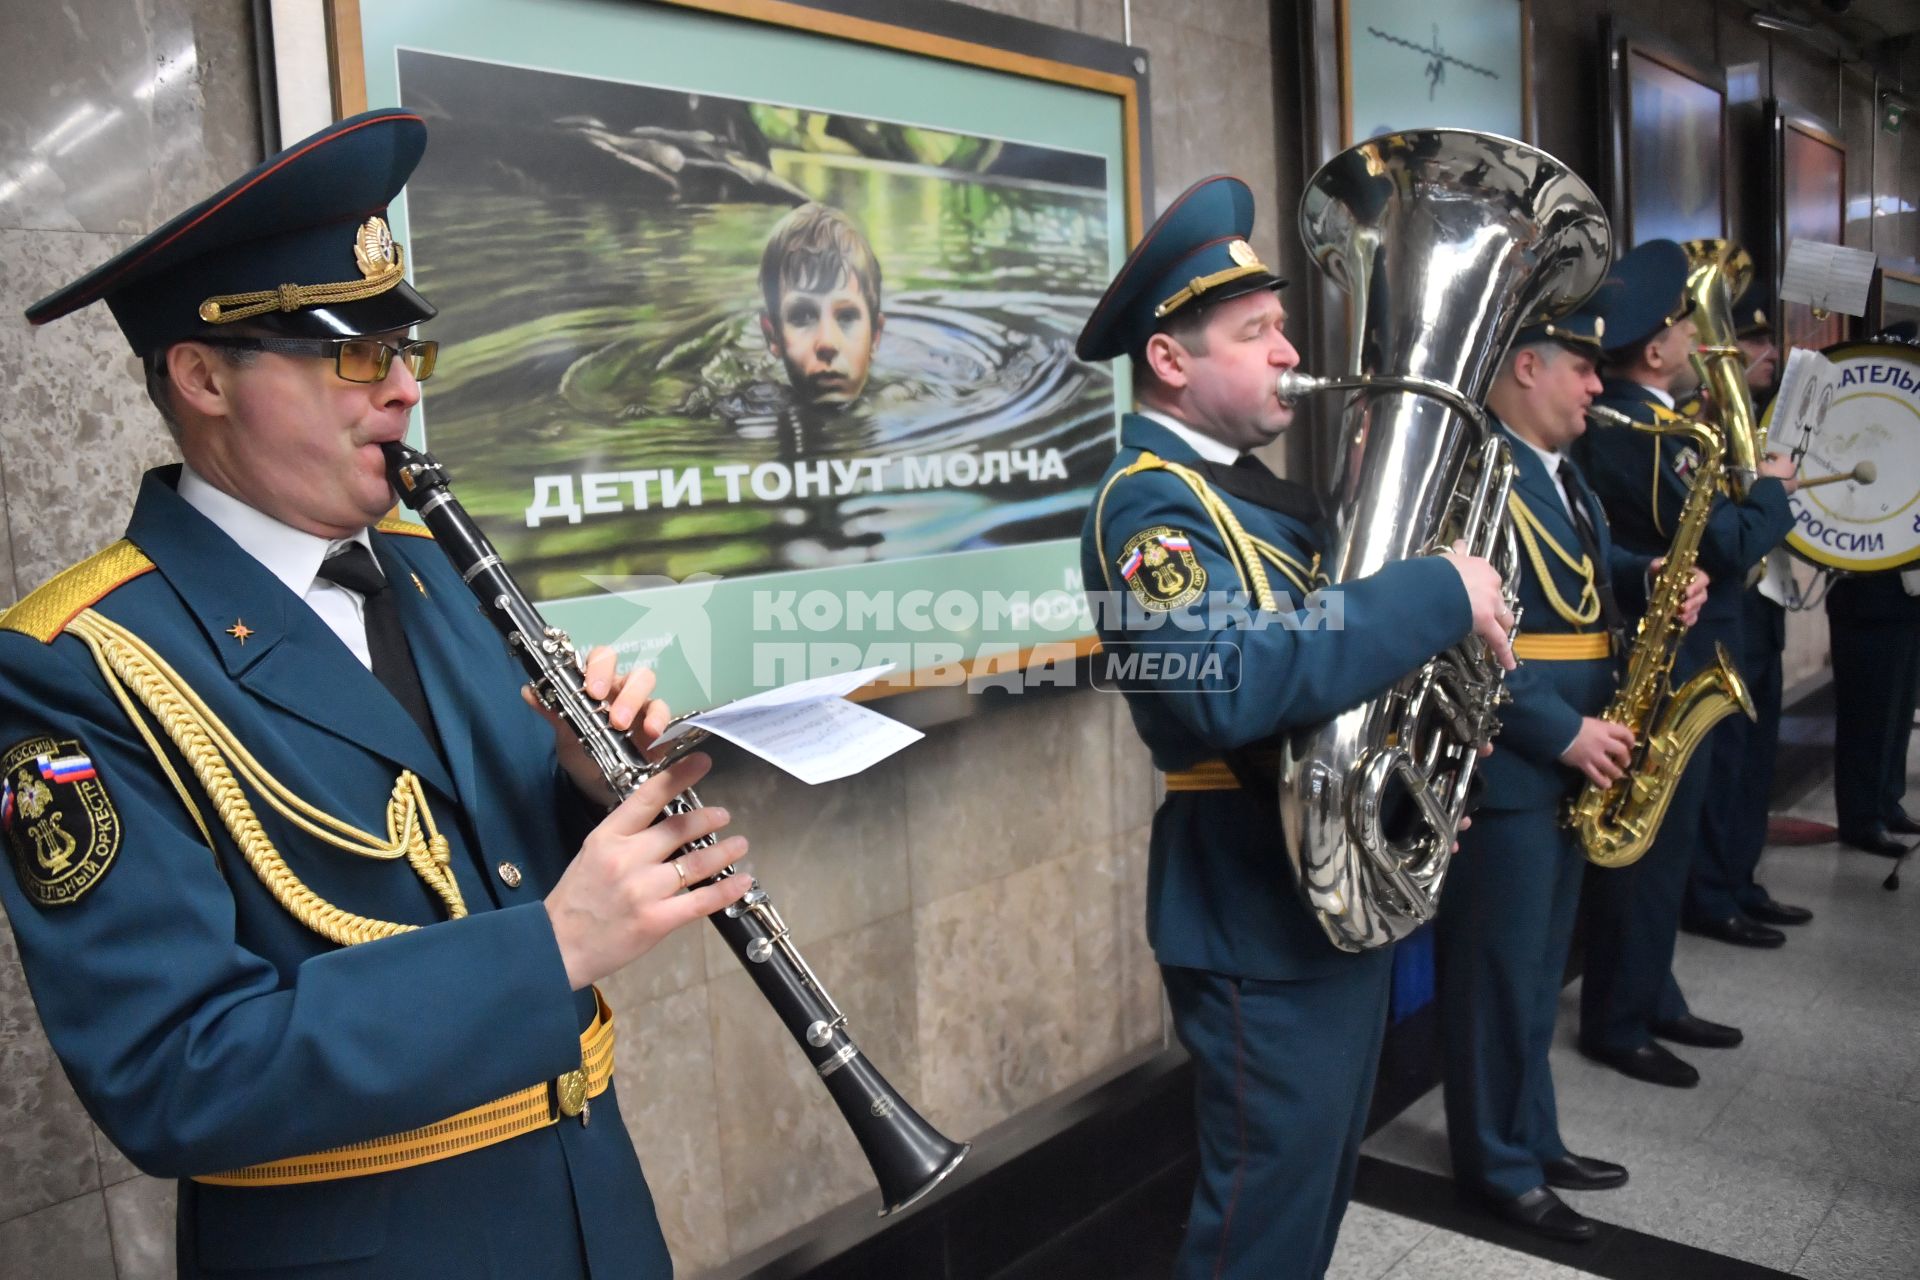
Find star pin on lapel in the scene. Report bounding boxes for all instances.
[226,619,255,645]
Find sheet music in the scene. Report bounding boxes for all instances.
[1778,240,1877,318]
[656,664,923,785]
[1772,346,1841,453]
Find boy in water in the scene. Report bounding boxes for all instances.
[758,202,884,407]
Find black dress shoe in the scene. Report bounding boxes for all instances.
[1491,1186,1597,1243]
[1650,1013,1743,1048]
[1842,824,1911,857]
[1683,915,1786,948]
[1544,1154,1628,1191]
[1579,1039,1700,1087]
[1888,810,1920,836]
[1743,894,1813,926]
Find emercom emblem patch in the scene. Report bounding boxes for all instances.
[3,735,120,908]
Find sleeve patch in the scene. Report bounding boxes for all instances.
[1117,526,1207,612]
[4,735,120,908]
[1671,446,1701,480]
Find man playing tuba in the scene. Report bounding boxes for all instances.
[1076,175,1514,1279]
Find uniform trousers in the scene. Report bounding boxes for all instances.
[1162,953,1393,1280]
[1831,603,1920,835]
[1683,604,1776,921]
[1580,624,1726,1049]
[1437,806,1585,1199]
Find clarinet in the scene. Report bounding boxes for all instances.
[383,442,968,1215]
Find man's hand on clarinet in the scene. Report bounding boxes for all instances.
[545,752,754,990]
[527,645,675,806]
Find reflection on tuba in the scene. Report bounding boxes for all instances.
[1274,130,1611,952]
[1680,239,1764,494]
[1570,399,1757,868]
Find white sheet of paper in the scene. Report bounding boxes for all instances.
[655,664,923,785]
[1779,240,1877,317]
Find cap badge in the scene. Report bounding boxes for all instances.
[1228,239,1260,268]
[354,217,398,279]
[1594,317,1605,338]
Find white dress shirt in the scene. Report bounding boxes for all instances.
[176,465,379,669]
[1510,431,1578,523]
[1138,407,1242,465]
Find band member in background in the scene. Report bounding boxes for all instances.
[1438,303,1704,1242]
[1685,289,1814,926]
[1076,175,1515,1278]
[1827,566,1920,854]
[1572,240,1797,1089]
[3,110,750,1278]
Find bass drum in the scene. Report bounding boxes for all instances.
[1766,338,1920,573]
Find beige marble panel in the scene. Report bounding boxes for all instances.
[0,0,160,234]
[906,693,1107,905]
[0,228,178,596]
[0,482,16,608]
[1069,841,1129,1075]
[1118,824,1165,1052]
[145,0,264,219]
[1130,17,1284,268]
[699,747,912,977]
[709,912,922,1256]
[104,1174,176,1280]
[1131,0,1270,41]
[0,909,101,1223]
[1109,691,1160,833]
[0,0,258,236]
[914,856,1081,1138]
[600,919,708,1009]
[1783,599,1831,693]
[0,1190,116,1279]
[612,982,730,1275]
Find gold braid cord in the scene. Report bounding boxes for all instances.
[1095,452,1319,609]
[1506,494,1601,626]
[198,246,407,325]
[65,609,466,945]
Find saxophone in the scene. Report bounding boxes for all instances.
[382,442,969,1215]
[1568,401,1757,868]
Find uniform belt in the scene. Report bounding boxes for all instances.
[1511,632,1611,661]
[1164,750,1283,791]
[193,988,616,1187]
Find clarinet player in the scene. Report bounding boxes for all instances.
[2,110,750,1278]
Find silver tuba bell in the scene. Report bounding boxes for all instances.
[1275,129,1611,952]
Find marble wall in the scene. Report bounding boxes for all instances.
[0,0,1278,1275]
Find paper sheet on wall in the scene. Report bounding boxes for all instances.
[655,664,922,785]
[1778,240,1877,318]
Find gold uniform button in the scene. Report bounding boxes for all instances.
[497,861,523,888]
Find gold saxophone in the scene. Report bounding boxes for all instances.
[1680,238,1765,494]
[1569,399,1757,868]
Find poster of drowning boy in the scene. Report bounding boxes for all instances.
[397,48,1117,602]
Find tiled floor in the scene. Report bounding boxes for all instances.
[1351,736,1920,1278]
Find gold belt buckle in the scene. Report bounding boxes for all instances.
[554,1067,590,1126]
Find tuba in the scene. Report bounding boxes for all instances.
[1273,130,1610,951]
[1680,239,1764,494]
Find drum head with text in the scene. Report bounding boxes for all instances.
[1768,340,1920,572]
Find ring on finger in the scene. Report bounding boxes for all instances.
[672,859,688,892]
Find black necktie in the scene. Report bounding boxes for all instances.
[1556,462,1625,642]
[1195,454,1326,529]
[317,543,441,748]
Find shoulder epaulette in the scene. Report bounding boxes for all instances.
[375,514,434,539]
[0,540,155,643]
